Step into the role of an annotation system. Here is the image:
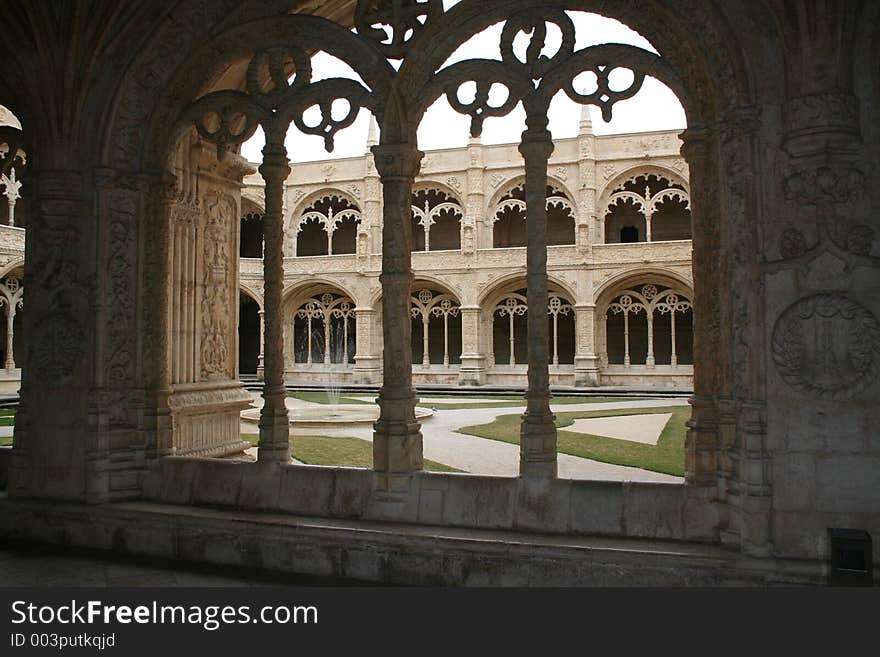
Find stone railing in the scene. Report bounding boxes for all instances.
[0,224,25,254]
[241,241,692,277]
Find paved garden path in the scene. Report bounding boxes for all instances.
[243,396,688,483]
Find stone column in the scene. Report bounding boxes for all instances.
[421,313,430,368]
[670,310,678,367]
[680,128,720,487]
[371,143,424,494]
[573,303,600,386]
[458,305,484,385]
[0,168,21,226]
[646,309,655,368]
[149,174,177,458]
[352,306,381,384]
[518,123,557,479]
[3,300,16,370]
[576,105,596,255]
[10,170,91,500]
[256,309,265,380]
[465,135,484,254]
[257,143,291,462]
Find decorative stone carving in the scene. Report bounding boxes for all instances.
[200,191,234,380]
[32,311,85,382]
[779,227,807,259]
[772,294,880,400]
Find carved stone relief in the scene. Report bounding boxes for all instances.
[772,293,880,400]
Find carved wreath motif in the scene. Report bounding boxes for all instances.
[771,294,880,400]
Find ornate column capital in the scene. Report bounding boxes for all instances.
[518,128,554,163]
[259,144,291,180]
[370,144,423,180]
[679,125,714,164]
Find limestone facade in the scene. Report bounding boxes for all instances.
[0,0,877,585]
[239,123,695,388]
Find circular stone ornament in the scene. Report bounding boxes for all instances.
[771,293,880,400]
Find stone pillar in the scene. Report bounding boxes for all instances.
[352,306,381,384]
[371,143,424,496]
[464,135,484,254]
[3,295,17,370]
[576,105,596,254]
[256,309,265,380]
[518,123,557,480]
[163,141,253,460]
[680,128,720,488]
[364,122,382,256]
[573,303,600,386]
[0,168,21,226]
[458,305,484,385]
[257,142,291,462]
[10,170,91,500]
[149,174,176,458]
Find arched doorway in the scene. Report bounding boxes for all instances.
[238,290,261,375]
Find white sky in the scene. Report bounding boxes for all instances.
[241,7,686,164]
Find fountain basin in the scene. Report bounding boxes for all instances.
[241,404,433,427]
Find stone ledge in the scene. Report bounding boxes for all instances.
[0,498,828,586]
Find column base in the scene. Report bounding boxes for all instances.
[458,353,485,386]
[573,355,599,387]
[352,355,382,385]
[257,387,291,463]
[167,381,252,458]
[519,406,558,479]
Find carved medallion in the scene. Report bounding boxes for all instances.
[772,294,880,400]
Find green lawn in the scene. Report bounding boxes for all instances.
[241,433,462,473]
[0,408,15,427]
[419,395,649,410]
[457,405,688,476]
[0,408,14,443]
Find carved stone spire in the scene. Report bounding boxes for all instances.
[578,104,593,135]
[366,115,379,150]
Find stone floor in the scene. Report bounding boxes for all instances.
[0,540,355,587]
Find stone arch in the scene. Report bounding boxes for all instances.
[286,188,361,232]
[490,177,576,248]
[481,274,576,367]
[288,189,362,257]
[239,283,263,310]
[240,196,264,259]
[0,262,24,371]
[597,165,690,211]
[409,283,463,368]
[283,281,358,368]
[241,193,264,215]
[600,168,691,243]
[478,270,576,309]
[597,272,694,369]
[283,277,360,309]
[594,267,693,307]
[0,257,25,280]
[412,179,463,206]
[487,174,575,211]
[238,286,262,376]
[92,0,776,535]
[410,185,464,252]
